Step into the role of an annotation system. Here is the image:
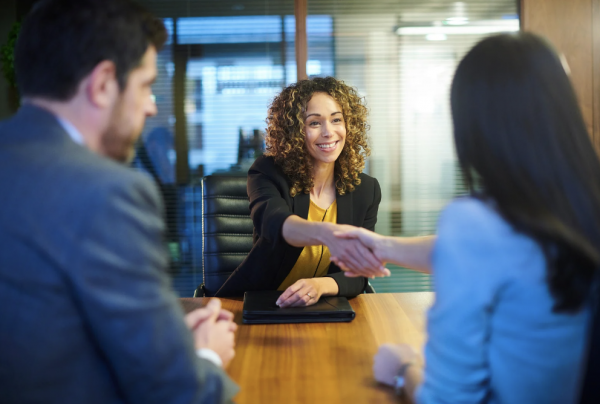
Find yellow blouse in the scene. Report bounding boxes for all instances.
[277,199,338,291]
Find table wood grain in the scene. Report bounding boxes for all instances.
[180,292,434,404]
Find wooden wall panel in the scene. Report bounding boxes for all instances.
[295,0,308,81]
[593,0,600,150]
[522,0,594,139]
[522,0,600,151]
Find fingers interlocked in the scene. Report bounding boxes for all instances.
[186,298,238,368]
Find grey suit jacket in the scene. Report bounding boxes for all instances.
[0,105,238,404]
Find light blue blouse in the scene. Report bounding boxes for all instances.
[416,197,590,404]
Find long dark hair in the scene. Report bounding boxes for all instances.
[451,32,600,312]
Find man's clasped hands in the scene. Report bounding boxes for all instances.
[184,299,237,369]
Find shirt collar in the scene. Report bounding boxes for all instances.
[56,117,85,146]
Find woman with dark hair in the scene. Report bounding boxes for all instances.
[216,77,389,307]
[335,33,598,403]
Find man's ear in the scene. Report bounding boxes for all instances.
[85,60,119,109]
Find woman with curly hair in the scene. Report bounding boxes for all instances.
[216,76,389,306]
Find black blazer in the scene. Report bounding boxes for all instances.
[216,155,381,297]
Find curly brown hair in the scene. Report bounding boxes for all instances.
[265,76,370,197]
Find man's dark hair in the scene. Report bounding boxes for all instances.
[15,0,167,100]
[451,32,600,313]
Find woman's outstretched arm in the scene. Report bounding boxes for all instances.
[282,215,390,276]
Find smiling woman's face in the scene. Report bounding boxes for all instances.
[303,92,347,167]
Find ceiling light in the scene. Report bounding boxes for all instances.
[396,20,519,36]
[426,34,448,41]
[445,17,469,25]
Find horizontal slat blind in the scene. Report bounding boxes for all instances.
[307,0,518,293]
[135,0,518,296]
[137,1,296,296]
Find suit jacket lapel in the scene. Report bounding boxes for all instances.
[293,188,354,224]
[272,191,310,289]
[336,190,353,225]
[293,192,310,219]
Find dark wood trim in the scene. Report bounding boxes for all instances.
[593,0,600,152]
[280,15,287,86]
[294,0,307,81]
[172,19,190,184]
[521,0,595,142]
[518,0,523,30]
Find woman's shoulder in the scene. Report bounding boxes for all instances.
[248,155,291,190]
[250,155,286,178]
[357,172,377,184]
[250,154,276,171]
[356,172,380,192]
[440,197,506,233]
[444,196,499,219]
[438,196,535,253]
[435,197,545,291]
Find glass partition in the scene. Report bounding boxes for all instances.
[137,0,520,296]
[307,0,518,292]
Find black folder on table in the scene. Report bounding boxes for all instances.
[242,290,355,324]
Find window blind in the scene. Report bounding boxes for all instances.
[135,0,519,296]
[307,0,518,292]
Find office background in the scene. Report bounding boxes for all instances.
[2,0,599,297]
[133,0,520,296]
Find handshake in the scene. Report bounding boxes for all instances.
[324,224,393,279]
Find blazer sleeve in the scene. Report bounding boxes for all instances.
[247,159,294,245]
[70,174,238,404]
[326,178,382,297]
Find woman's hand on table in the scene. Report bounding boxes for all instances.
[276,277,338,308]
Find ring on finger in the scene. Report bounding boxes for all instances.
[306,292,313,299]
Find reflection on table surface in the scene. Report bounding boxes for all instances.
[181,292,434,404]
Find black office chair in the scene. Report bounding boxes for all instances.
[192,174,376,296]
[365,282,375,293]
[194,175,254,297]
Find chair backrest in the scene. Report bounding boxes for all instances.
[199,175,254,296]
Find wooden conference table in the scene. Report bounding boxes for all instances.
[181,292,434,404]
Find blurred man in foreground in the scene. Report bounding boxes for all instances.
[0,0,238,402]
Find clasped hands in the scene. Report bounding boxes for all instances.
[185,299,237,368]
